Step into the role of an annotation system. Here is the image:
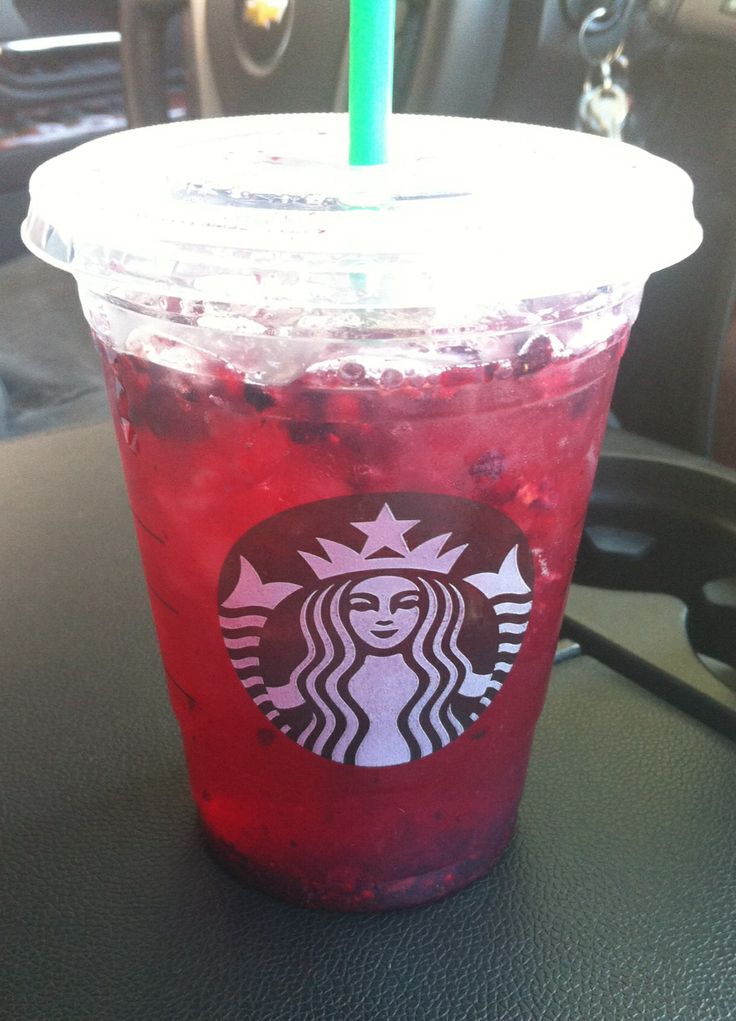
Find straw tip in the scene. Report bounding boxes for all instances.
[348,0,396,167]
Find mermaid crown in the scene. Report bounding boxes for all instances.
[299,503,467,580]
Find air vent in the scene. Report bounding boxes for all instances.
[0,26,183,112]
[0,32,120,83]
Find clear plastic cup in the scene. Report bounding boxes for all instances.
[23,114,701,910]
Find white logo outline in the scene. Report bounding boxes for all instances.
[219,502,532,766]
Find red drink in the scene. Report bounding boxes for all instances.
[88,288,633,910]
[24,113,700,912]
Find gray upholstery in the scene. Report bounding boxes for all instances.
[0,255,108,439]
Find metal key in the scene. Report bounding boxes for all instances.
[577,80,630,140]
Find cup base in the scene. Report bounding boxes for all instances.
[201,814,518,913]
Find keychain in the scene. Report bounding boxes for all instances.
[575,6,633,141]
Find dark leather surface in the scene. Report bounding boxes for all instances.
[3,423,736,1021]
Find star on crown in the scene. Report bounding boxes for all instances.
[299,504,467,581]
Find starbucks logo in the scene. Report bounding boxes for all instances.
[218,494,534,767]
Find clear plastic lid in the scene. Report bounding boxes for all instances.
[22,113,702,308]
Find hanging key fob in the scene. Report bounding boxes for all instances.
[577,79,631,140]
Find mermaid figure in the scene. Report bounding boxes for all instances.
[220,503,532,766]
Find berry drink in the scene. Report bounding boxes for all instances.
[86,287,635,911]
[24,113,700,912]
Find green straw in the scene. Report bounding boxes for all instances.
[349,0,396,166]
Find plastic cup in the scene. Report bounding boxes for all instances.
[23,114,701,911]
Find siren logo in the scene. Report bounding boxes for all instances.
[218,494,534,767]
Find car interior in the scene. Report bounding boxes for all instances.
[3,1,736,1016]
[2,1,735,454]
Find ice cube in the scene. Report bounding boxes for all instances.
[125,326,214,374]
[296,311,363,334]
[196,314,268,335]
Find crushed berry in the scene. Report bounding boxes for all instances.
[439,365,485,388]
[513,334,553,377]
[257,728,276,747]
[137,385,208,441]
[300,388,330,419]
[570,389,593,419]
[243,384,276,411]
[338,361,366,383]
[470,451,505,479]
[380,368,403,389]
[482,481,520,507]
[287,421,333,444]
